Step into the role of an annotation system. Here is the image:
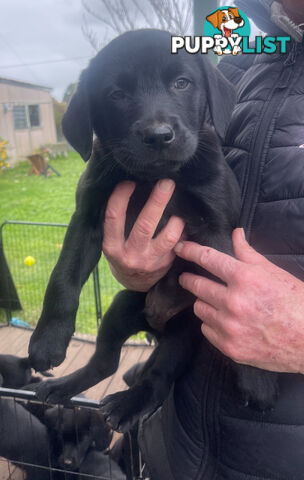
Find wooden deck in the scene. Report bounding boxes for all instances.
[0,326,153,480]
[0,326,153,400]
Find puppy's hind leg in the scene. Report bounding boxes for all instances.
[34,290,150,405]
[100,309,201,433]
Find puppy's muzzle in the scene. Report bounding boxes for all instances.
[234,16,244,25]
[135,122,176,149]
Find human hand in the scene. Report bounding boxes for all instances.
[102,180,185,292]
[175,228,304,374]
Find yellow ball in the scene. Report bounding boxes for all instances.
[24,256,35,266]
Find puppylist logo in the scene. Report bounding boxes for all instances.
[172,6,291,56]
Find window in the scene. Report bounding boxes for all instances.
[28,104,40,127]
[13,105,27,129]
[13,104,41,130]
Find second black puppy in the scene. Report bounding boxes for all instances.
[28,29,275,430]
[0,354,52,389]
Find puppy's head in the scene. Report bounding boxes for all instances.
[207,8,244,36]
[63,29,235,177]
[44,406,111,471]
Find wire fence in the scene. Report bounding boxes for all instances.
[0,221,123,337]
[0,387,128,480]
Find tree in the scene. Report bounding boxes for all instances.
[82,0,193,51]
[62,83,77,105]
[52,98,67,141]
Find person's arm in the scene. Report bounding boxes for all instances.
[175,228,304,374]
[102,179,185,292]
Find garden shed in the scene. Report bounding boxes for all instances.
[0,77,57,164]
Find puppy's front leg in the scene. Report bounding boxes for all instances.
[29,207,104,371]
[33,290,150,404]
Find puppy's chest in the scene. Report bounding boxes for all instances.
[125,183,207,241]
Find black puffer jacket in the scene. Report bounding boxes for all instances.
[138,38,304,480]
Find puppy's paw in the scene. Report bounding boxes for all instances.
[236,364,279,411]
[29,321,74,372]
[100,385,154,433]
[33,378,73,405]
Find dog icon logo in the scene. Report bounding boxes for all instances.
[205,6,250,55]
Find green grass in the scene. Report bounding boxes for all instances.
[0,154,122,335]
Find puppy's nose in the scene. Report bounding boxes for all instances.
[142,124,175,148]
[235,16,243,24]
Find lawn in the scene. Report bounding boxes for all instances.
[0,153,122,335]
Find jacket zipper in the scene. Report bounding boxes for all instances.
[240,41,301,233]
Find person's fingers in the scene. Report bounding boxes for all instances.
[179,272,227,309]
[126,179,175,251]
[103,182,136,253]
[193,299,218,324]
[152,215,185,256]
[232,228,269,266]
[175,241,239,284]
[201,323,222,352]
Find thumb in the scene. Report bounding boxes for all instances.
[233,228,267,265]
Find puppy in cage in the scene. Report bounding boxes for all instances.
[0,392,125,480]
[0,353,53,389]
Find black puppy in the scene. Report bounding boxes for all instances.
[43,404,112,471]
[28,29,276,430]
[77,448,126,480]
[0,397,56,480]
[0,353,52,389]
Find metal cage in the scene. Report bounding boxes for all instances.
[0,387,130,480]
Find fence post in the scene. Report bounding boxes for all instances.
[93,265,102,326]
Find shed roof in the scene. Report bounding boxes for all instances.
[0,76,52,92]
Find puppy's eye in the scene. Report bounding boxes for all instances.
[229,14,233,19]
[173,78,191,90]
[109,90,126,100]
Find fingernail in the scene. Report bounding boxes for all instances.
[240,228,246,240]
[174,241,184,253]
[159,179,174,192]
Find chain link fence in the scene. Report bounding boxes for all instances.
[0,221,122,337]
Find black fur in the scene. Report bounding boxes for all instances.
[28,29,276,431]
[0,398,55,480]
[43,404,112,471]
[0,353,52,389]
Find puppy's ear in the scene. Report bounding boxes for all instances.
[229,7,241,18]
[62,70,93,162]
[201,57,236,142]
[43,406,59,430]
[206,10,221,29]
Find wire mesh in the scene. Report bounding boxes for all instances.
[0,387,128,480]
[0,221,122,336]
